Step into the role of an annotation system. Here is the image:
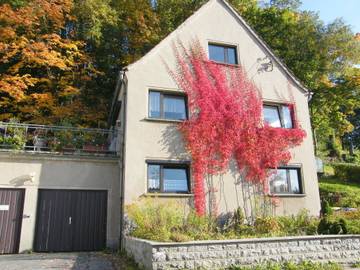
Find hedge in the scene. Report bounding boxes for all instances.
[332,163,360,184]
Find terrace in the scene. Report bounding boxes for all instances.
[0,121,119,157]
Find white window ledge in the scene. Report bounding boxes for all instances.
[143,117,185,124]
[143,193,194,198]
[270,194,306,198]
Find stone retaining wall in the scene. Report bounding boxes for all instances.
[124,235,360,270]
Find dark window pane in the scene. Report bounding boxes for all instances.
[227,47,237,64]
[270,169,288,194]
[289,169,301,194]
[263,106,282,127]
[270,168,302,194]
[163,167,188,192]
[164,96,186,120]
[282,106,293,129]
[149,91,160,118]
[209,44,225,63]
[148,165,160,191]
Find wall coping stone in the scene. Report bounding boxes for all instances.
[126,234,360,247]
[0,151,119,163]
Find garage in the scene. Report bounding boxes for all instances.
[34,189,107,252]
[0,188,25,254]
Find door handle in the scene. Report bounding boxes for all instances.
[69,216,72,225]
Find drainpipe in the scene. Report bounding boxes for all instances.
[307,91,318,155]
[118,68,128,251]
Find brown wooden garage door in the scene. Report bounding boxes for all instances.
[34,189,107,252]
[0,188,25,254]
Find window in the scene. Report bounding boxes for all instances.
[149,90,187,120]
[263,104,293,128]
[147,163,190,193]
[269,167,303,195]
[208,44,238,65]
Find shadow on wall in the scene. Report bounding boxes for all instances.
[158,121,279,220]
[9,174,34,186]
[160,125,189,160]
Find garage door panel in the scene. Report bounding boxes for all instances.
[34,189,107,252]
[0,189,25,254]
[72,190,107,251]
[35,190,73,252]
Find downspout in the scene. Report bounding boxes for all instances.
[307,91,318,155]
[118,68,128,250]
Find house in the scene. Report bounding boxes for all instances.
[0,0,321,255]
[111,0,321,226]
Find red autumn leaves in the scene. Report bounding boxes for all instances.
[170,43,306,216]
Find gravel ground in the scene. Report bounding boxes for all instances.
[0,252,114,270]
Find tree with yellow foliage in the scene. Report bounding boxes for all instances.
[0,0,106,126]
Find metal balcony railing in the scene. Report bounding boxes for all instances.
[0,122,119,157]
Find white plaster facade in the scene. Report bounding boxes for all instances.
[0,153,120,252]
[116,0,321,216]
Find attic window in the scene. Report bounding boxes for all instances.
[208,43,238,65]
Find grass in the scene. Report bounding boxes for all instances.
[319,176,360,208]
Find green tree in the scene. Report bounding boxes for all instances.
[233,1,360,148]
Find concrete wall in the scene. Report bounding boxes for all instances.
[121,0,320,216]
[125,235,360,270]
[0,152,120,252]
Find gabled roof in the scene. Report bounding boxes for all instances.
[126,0,309,94]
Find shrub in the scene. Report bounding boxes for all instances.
[332,163,360,184]
[317,217,348,235]
[126,198,217,242]
[321,199,333,216]
[254,216,281,235]
[125,198,184,242]
[177,211,218,241]
[332,209,360,234]
[126,198,352,242]
[222,207,246,233]
[277,209,319,236]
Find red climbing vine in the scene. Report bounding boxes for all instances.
[170,42,306,216]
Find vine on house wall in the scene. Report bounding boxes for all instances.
[169,42,306,216]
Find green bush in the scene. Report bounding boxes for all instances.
[228,261,343,270]
[321,199,334,216]
[126,200,358,243]
[332,209,360,234]
[277,209,318,236]
[317,217,347,235]
[254,216,281,235]
[126,200,325,242]
[0,135,26,150]
[125,198,184,241]
[332,163,360,184]
[176,211,221,241]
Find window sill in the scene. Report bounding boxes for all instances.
[143,193,194,198]
[269,194,306,198]
[143,117,185,124]
[208,60,240,68]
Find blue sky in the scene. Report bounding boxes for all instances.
[300,0,360,33]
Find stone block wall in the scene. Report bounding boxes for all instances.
[124,235,360,270]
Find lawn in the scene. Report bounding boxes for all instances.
[319,176,360,208]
